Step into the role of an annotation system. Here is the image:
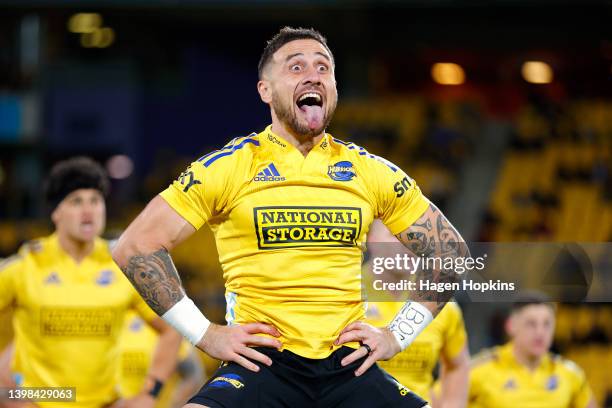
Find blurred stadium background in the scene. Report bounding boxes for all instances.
[0,0,610,406]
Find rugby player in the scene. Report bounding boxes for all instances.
[112,27,468,408]
[118,311,205,408]
[468,294,597,408]
[0,157,182,408]
[365,220,469,407]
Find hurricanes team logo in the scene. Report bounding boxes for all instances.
[546,375,558,391]
[95,269,114,286]
[254,206,362,249]
[328,161,356,181]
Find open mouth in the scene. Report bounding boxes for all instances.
[80,220,95,231]
[296,92,323,109]
[296,92,324,130]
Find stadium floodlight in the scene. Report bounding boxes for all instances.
[521,61,553,84]
[67,13,102,34]
[431,62,466,85]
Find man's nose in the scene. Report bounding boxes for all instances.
[81,202,96,214]
[301,66,322,85]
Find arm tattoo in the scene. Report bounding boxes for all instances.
[121,248,185,315]
[395,203,469,314]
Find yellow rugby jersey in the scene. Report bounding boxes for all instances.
[160,125,430,359]
[365,301,467,398]
[468,342,594,408]
[118,311,193,408]
[0,234,158,408]
[0,258,14,351]
[0,305,13,351]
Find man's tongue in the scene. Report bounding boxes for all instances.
[300,105,324,130]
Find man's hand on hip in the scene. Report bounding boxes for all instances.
[197,323,282,372]
[334,321,401,376]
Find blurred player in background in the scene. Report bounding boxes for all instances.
[113,26,468,408]
[0,309,12,352]
[468,293,597,408]
[0,157,181,408]
[365,220,469,408]
[118,311,205,408]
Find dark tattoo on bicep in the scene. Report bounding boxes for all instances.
[395,203,469,314]
[121,248,184,315]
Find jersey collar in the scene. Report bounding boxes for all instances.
[501,342,553,372]
[261,125,331,157]
[48,232,109,264]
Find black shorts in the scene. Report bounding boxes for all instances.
[188,346,428,408]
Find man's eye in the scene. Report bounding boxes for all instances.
[318,65,328,72]
[291,65,301,72]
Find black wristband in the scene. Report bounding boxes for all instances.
[148,379,164,398]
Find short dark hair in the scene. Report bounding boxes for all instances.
[511,291,556,314]
[258,26,334,79]
[45,156,110,209]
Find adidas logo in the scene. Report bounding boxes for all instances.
[253,163,286,182]
[44,271,61,285]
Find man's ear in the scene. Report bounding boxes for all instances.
[258,79,272,104]
[51,206,60,226]
[505,315,515,337]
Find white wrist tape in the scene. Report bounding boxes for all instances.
[162,296,210,345]
[388,302,434,351]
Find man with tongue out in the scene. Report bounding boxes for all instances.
[113,27,467,408]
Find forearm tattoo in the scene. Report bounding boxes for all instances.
[121,248,184,315]
[395,203,469,314]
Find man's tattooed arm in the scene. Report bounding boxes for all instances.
[395,203,469,315]
[120,248,185,315]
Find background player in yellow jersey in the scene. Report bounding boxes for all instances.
[0,157,181,408]
[366,220,469,407]
[468,294,597,408]
[112,27,468,408]
[118,311,205,408]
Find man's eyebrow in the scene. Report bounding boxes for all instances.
[285,52,303,62]
[315,52,331,62]
[284,52,331,63]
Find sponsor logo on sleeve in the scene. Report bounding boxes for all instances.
[254,206,362,249]
[178,168,201,192]
[394,176,413,197]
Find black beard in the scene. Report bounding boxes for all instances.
[271,91,336,137]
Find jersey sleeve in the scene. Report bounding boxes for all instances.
[468,360,489,407]
[159,154,233,230]
[572,379,594,408]
[564,360,594,408]
[467,348,497,407]
[0,255,22,311]
[370,158,430,235]
[467,367,482,406]
[440,302,468,360]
